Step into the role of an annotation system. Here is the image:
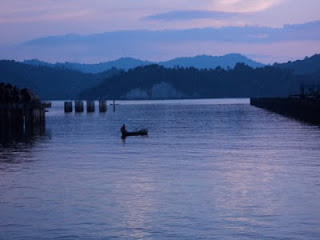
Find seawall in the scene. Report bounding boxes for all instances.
[250,98,320,125]
[0,102,46,138]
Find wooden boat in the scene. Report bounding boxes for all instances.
[121,128,148,137]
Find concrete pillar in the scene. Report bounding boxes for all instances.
[24,105,31,132]
[75,101,84,113]
[40,106,45,127]
[300,85,305,98]
[99,100,107,112]
[87,100,95,112]
[64,101,73,113]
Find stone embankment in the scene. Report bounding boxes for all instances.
[0,83,46,138]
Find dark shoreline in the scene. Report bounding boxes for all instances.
[250,97,320,125]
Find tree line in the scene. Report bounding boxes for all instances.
[79,63,304,100]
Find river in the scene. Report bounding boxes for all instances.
[1,99,320,239]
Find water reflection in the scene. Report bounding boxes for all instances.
[1,125,46,144]
[121,135,148,143]
[1,100,320,239]
[106,171,157,239]
[0,126,50,167]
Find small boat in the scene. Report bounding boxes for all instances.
[122,128,148,138]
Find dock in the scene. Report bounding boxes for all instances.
[250,84,320,124]
[250,97,320,124]
[0,102,46,139]
[0,83,46,140]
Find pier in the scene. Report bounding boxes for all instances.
[250,97,320,124]
[0,102,46,139]
[250,85,320,124]
[0,83,46,140]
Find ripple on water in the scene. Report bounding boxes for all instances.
[1,99,320,239]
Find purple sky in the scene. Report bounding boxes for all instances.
[1,0,320,63]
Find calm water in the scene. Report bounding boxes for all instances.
[1,99,320,239]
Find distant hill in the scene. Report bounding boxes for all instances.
[23,54,264,73]
[0,60,115,100]
[274,54,320,74]
[160,54,264,69]
[78,63,297,100]
[78,55,320,100]
[23,58,152,73]
[22,59,53,68]
[2,54,320,100]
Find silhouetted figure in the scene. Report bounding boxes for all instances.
[121,124,127,135]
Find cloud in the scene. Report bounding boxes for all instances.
[1,20,315,64]
[0,0,95,23]
[0,0,319,47]
[212,0,286,12]
[20,20,320,46]
[0,0,285,24]
[0,10,93,24]
[143,10,244,21]
[142,0,287,22]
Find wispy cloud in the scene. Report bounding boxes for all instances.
[0,0,319,47]
[143,0,287,22]
[21,20,320,46]
[143,10,245,21]
[0,0,286,24]
[0,0,95,23]
[1,20,320,64]
[0,10,93,24]
[212,0,286,12]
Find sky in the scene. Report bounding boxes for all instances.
[0,0,320,63]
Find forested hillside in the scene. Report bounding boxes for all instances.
[274,54,320,74]
[22,54,263,73]
[79,64,301,100]
[0,60,116,99]
[1,55,319,100]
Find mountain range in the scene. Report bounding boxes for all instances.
[79,54,320,100]
[0,61,116,99]
[0,54,319,100]
[23,54,264,73]
[274,54,320,74]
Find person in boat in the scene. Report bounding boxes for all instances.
[121,124,127,135]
